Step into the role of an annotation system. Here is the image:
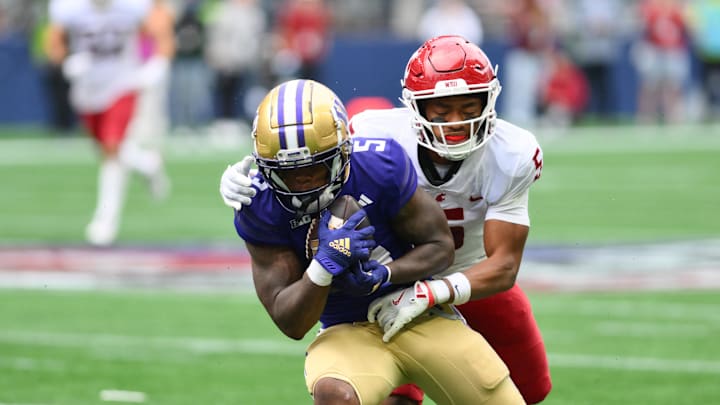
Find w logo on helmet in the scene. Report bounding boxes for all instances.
[332,97,348,126]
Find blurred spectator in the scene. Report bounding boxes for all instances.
[501,0,556,127]
[686,0,720,121]
[204,0,267,126]
[273,0,332,81]
[32,11,75,133]
[389,0,426,39]
[567,0,625,121]
[417,0,484,45]
[169,0,212,129]
[345,96,393,120]
[0,0,35,36]
[631,0,691,124]
[539,46,589,128]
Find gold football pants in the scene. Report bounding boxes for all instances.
[304,305,525,404]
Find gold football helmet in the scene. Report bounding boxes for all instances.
[253,79,351,215]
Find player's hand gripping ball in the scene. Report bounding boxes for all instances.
[311,196,390,295]
[305,195,371,259]
[311,196,376,275]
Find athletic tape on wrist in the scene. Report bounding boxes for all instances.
[306,259,333,286]
[427,279,451,304]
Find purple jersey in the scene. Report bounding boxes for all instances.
[234,136,418,327]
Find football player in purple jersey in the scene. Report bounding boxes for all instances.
[222,35,552,405]
[226,79,524,404]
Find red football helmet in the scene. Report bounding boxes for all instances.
[401,35,501,160]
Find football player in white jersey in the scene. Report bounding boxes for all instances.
[219,35,551,404]
[46,0,172,246]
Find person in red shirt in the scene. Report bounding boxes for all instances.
[540,47,590,127]
[274,0,332,81]
[632,0,691,123]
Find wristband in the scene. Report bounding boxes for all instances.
[306,259,333,287]
[444,272,472,305]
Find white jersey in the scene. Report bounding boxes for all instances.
[350,108,543,277]
[49,0,151,112]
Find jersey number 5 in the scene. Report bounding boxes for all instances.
[444,207,465,250]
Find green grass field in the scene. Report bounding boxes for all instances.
[1,124,719,404]
[1,124,718,245]
[1,289,718,404]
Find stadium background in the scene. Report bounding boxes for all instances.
[1,1,719,404]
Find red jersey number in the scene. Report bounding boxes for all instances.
[532,147,543,181]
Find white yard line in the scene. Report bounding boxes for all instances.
[2,330,719,375]
[0,330,305,356]
[0,402,51,405]
[99,390,146,403]
[549,353,720,374]
[538,299,720,322]
[593,320,718,337]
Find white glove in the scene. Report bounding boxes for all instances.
[138,56,170,89]
[368,280,440,342]
[368,273,472,342]
[62,52,92,81]
[220,155,257,210]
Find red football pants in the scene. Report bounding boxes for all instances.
[80,93,137,153]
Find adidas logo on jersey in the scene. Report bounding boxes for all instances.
[358,194,374,207]
[329,238,351,257]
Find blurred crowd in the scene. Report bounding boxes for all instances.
[1,0,719,133]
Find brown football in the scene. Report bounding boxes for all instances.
[328,195,370,230]
[305,195,370,259]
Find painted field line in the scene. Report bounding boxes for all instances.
[0,402,51,405]
[0,403,50,405]
[0,356,66,371]
[550,353,720,374]
[3,330,720,375]
[0,330,306,356]
[537,299,720,322]
[99,390,146,403]
[593,320,717,337]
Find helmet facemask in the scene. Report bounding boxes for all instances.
[400,35,502,161]
[402,77,500,161]
[252,79,352,218]
[256,138,351,216]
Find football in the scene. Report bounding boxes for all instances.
[305,195,370,259]
[328,195,370,230]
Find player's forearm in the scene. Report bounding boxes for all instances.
[146,6,175,59]
[268,275,329,340]
[385,240,455,284]
[45,25,67,65]
[153,30,175,59]
[463,255,520,300]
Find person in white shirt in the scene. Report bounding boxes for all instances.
[219,35,552,404]
[46,0,172,246]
